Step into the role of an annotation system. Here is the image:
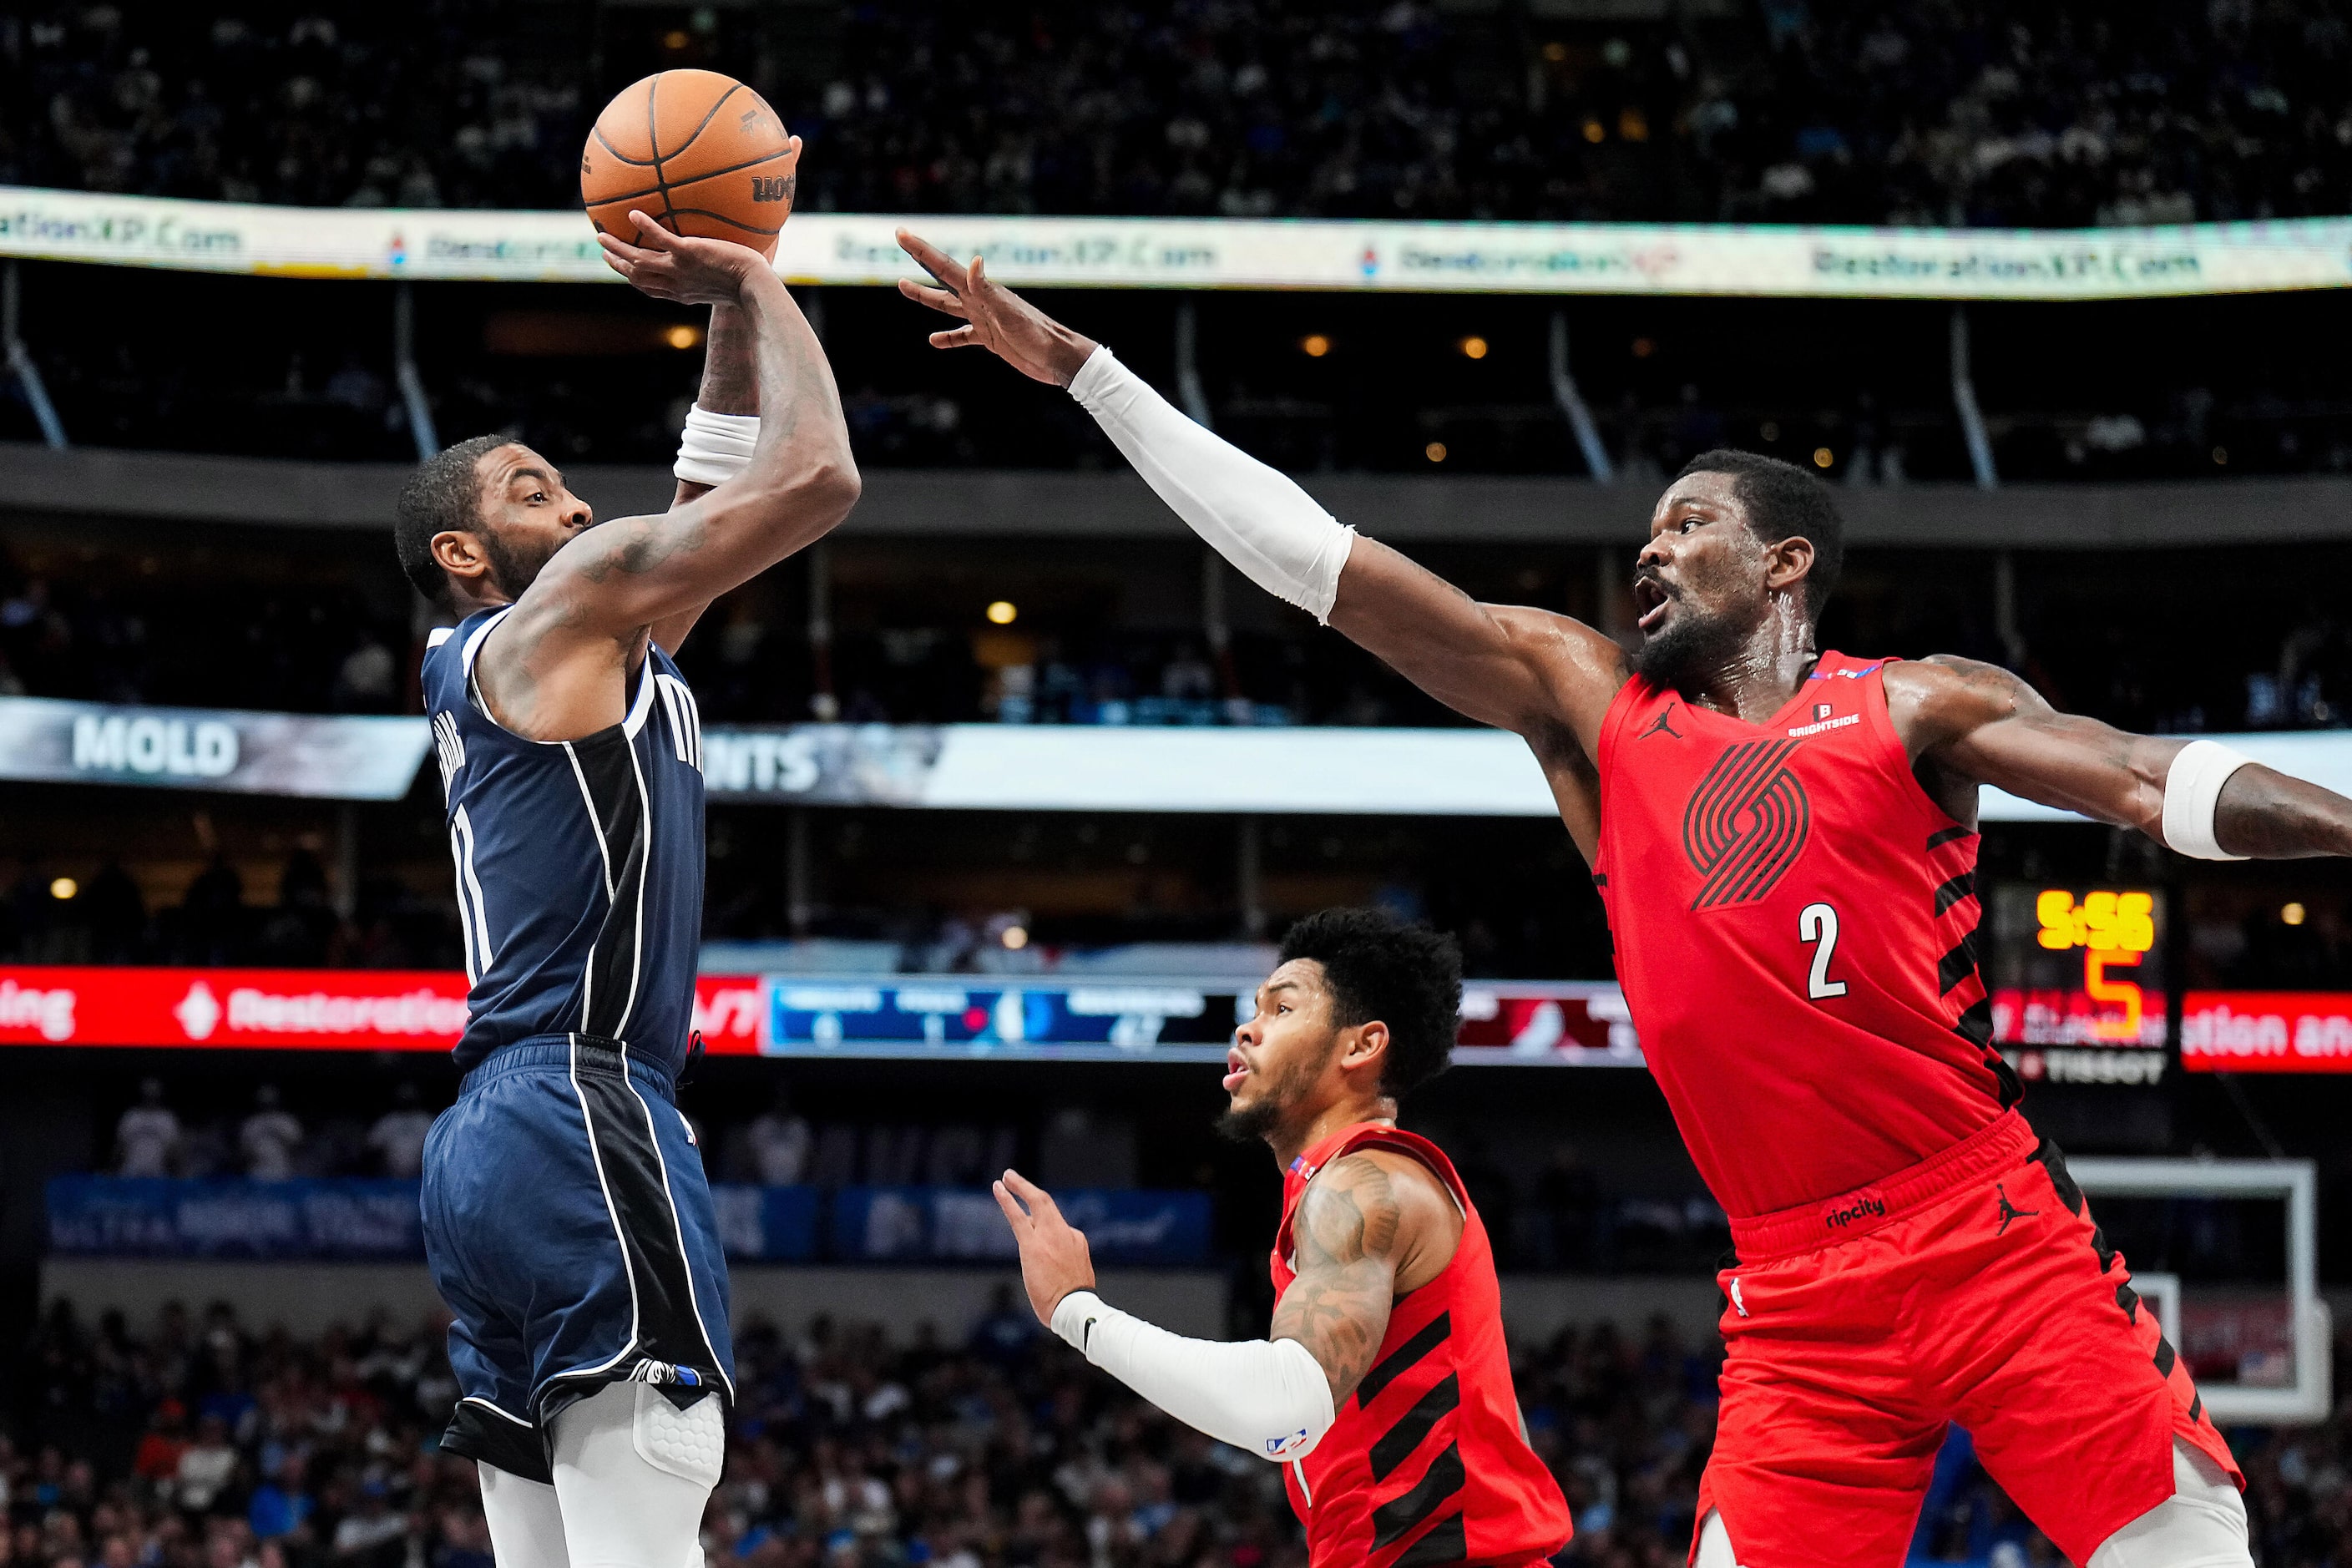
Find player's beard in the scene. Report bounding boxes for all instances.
[1630,597,1750,690]
[1213,1044,1323,1145]
[479,524,566,601]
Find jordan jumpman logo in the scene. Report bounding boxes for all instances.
[1640,703,1683,741]
[1995,1183,2041,1236]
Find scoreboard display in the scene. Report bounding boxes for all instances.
[1986,884,2167,1065]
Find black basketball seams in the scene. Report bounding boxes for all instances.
[645,75,676,225]
[591,125,656,168]
[658,205,783,235]
[584,146,794,209]
[673,81,746,160]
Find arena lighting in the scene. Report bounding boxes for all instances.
[663,323,702,349]
[2284,902,2309,925]
[1002,926,1030,950]
[2214,446,2231,463]
[1460,336,1490,359]
[985,599,1018,625]
[1760,420,1781,441]
[1301,334,1331,357]
[1812,446,1834,468]
[1425,442,1449,463]
[48,878,76,900]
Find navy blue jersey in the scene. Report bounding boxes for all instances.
[422,605,706,1081]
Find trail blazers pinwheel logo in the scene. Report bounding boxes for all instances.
[1682,738,1812,909]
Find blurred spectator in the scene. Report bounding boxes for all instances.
[116,1078,181,1179]
[746,1087,812,1187]
[366,1085,433,1181]
[238,1086,303,1182]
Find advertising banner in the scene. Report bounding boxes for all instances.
[4,185,2348,300]
[4,700,2343,821]
[2181,991,2352,1073]
[0,966,763,1052]
[0,695,433,801]
[831,1186,1211,1265]
[708,1184,822,1262]
[47,1176,427,1260]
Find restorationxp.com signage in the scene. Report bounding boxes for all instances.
[0,967,766,1053]
[0,695,432,801]
[3,185,2349,300]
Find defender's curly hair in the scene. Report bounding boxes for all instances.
[1278,906,1463,1100]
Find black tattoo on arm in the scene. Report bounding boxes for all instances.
[695,303,758,416]
[1270,1154,1404,1405]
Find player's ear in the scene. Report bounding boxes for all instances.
[1340,1019,1390,1076]
[431,530,492,585]
[1764,534,1814,599]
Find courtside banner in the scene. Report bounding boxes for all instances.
[2181,991,2352,1073]
[0,695,432,801]
[3,186,2349,299]
[0,966,765,1051]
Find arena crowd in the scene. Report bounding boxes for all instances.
[5,1,2351,225]
[9,1299,2352,1568]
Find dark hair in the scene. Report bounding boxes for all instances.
[394,434,509,602]
[1278,907,1463,1100]
[1672,448,1845,620]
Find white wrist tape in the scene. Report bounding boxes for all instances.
[1069,347,1354,624]
[1051,1290,1334,1461]
[674,404,761,487]
[2162,740,2253,860]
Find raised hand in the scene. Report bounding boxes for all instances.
[992,1167,1097,1324]
[896,230,1100,387]
[598,210,762,307]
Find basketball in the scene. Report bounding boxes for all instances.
[581,69,797,257]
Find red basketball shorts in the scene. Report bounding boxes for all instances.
[1694,1110,2242,1568]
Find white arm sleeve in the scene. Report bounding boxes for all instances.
[2162,739,2253,861]
[1050,1290,1336,1460]
[1068,347,1355,624]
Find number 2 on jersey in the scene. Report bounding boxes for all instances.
[1798,902,1848,1000]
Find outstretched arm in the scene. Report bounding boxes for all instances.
[1892,656,2352,858]
[991,1169,1335,1459]
[894,230,1627,757]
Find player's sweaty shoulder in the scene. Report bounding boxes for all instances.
[1485,604,1632,750]
[1883,654,2048,760]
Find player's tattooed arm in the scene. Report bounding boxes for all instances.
[1272,1151,1459,1405]
[532,215,859,642]
[650,301,760,654]
[1272,1155,1403,1404]
[1892,656,2352,858]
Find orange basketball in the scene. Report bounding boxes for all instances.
[581,70,797,258]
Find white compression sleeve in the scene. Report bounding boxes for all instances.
[1052,1289,1336,1460]
[2162,740,2253,861]
[1067,347,1355,623]
[674,405,761,487]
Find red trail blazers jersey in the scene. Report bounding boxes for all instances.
[1271,1124,1571,1568]
[1594,652,2016,1220]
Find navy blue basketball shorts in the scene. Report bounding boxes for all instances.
[422,1036,735,1484]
